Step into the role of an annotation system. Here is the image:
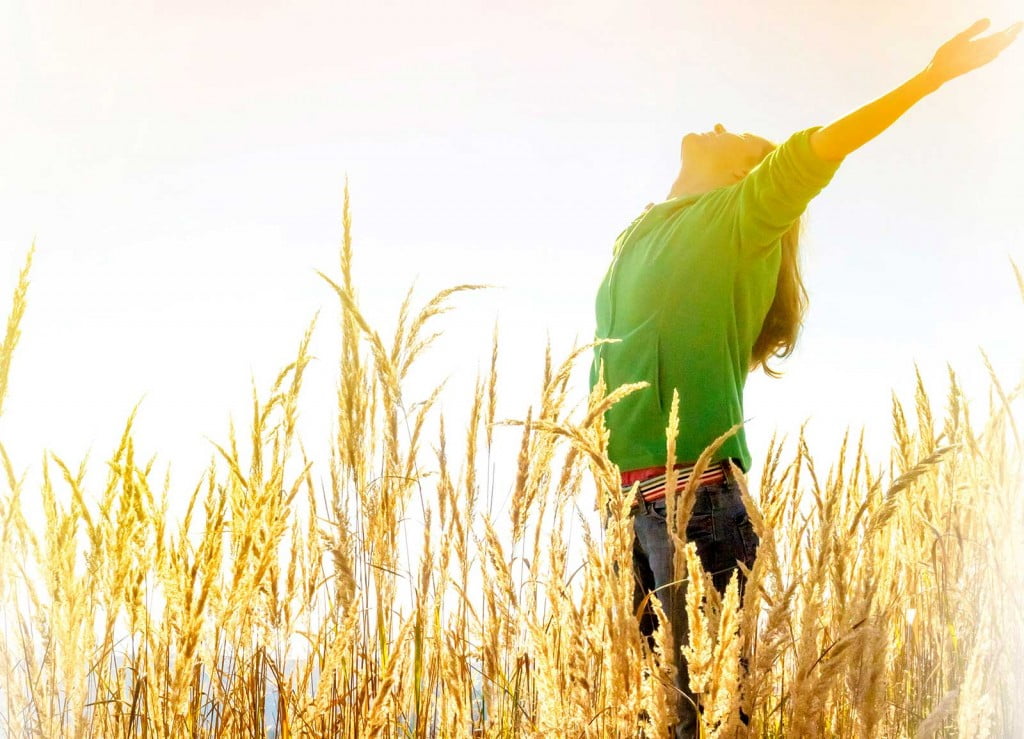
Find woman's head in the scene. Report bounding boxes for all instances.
[677,123,775,191]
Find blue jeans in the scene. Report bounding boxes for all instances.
[631,475,759,737]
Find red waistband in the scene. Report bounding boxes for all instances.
[622,462,699,486]
[621,461,731,503]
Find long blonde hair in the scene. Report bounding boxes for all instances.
[746,139,807,378]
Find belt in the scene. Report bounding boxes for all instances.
[622,461,730,503]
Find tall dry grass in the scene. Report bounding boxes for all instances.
[0,195,1021,737]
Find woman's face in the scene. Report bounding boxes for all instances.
[680,123,771,180]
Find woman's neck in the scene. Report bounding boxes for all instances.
[667,169,738,200]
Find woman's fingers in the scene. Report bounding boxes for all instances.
[955,20,1018,67]
[925,17,1020,87]
[986,22,1022,56]
[959,18,991,39]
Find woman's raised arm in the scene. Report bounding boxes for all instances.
[810,18,1021,162]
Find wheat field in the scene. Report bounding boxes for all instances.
[1,190,1022,737]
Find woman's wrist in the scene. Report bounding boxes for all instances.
[914,67,945,96]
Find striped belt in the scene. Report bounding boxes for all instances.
[622,461,729,503]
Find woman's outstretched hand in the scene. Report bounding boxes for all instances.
[923,18,1021,89]
[810,18,1019,162]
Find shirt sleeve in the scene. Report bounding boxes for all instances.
[732,126,843,255]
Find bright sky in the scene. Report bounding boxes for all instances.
[1,0,1022,523]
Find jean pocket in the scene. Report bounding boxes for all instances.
[685,512,715,543]
[648,499,668,520]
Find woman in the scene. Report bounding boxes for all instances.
[590,17,1020,737]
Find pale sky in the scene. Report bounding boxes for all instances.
[1,0,1022,522]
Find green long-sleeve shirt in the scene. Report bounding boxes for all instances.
[590,127,843,473]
